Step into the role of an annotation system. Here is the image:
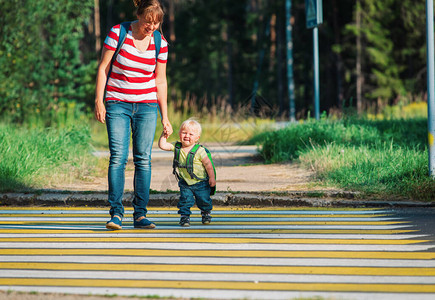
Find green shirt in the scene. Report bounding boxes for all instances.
[170,143,208,185]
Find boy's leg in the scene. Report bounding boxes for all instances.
[177,179,195,217]
[192,181,213,224]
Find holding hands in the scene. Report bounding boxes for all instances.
[162,118,173,138]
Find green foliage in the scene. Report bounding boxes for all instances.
[346,0,403,102]
[0,0,94,125]
[299,143,433,201]
[169,0,260,104]
[0,0,430,125]
[341,0,426,106]
[252,117,433,201]
[253,118,427,163]
[0,123,96,192]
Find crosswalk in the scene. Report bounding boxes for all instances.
[0,206,434,300]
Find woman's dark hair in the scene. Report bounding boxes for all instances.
[133,0,164,24]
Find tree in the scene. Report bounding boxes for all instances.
[0,0,94,124]
[345,0,406,111]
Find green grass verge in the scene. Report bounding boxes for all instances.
[0,123,97,192]
[251,117,434,201]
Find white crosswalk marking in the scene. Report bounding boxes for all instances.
[0,206,434,300]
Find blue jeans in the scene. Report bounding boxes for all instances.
[177,179,213,216]
[105,101,158,220]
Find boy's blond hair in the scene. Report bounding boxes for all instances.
[179,118,202,136]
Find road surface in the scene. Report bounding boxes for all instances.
[0,206,434,300]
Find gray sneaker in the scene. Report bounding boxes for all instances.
[201,211,212,225]
[179,215,190,227]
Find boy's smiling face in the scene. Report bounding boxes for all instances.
[179,125,200,148]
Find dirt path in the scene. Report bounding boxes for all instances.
[51,145,330,193]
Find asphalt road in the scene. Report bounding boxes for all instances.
[0,206,434,300]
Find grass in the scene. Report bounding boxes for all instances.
[0,123,97,192]
[250,116,434,201]
[90,94,276,149]
[2,97,433,201]
[90,117,274,149]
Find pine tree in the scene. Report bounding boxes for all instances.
[346,0,405,110]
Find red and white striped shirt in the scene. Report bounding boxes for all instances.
[104,23,168,103]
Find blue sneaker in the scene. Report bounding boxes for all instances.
[179,215,190,227]
[134,217,156,229]
[106,216,122,230]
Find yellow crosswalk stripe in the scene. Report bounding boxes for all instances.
[0,248,434,259]
[0,229,417,234]
[3,277,435,293]
[0,221,409,225]
[1,278,435,293]
[1,262,435,276]
[0,237,427,244]
[0,213,391,218]
[0,206,381,211]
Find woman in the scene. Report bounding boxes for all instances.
[94,0,172,230]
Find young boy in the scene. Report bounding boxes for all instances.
[158,119,216,227]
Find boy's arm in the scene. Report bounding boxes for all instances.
[202,156,216,187]
[158,132,173,151]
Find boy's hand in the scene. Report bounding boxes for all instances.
[158,131,173,151]
[209,177,216,195]
[210,185,216,196]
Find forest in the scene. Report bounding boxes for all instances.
[0,0,429,124]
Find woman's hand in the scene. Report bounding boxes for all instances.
[94,48,113,124]
[162,118,173,138]
[94,101,106,124]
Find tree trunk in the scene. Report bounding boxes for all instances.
[94,0,101,59]
[169,0,176,61]
[276,5,285,114]
[356,0,363,113]
[227,23,234,108]
[332,0,344,110]
[106,0,114,33]
[168,0,177,103]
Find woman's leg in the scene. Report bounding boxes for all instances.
[131,102,158,220]
[105,101,132,219]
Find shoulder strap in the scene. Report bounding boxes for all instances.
[114,22,130,61]
[153,30,162,63]
[172,142,182,180]
[173,142,182,166]
[186,145,201,179]
[203,146,216,179]
[107,22,131,82]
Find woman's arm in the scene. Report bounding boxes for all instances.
[94,48,114,124]
[155,61,173,137]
